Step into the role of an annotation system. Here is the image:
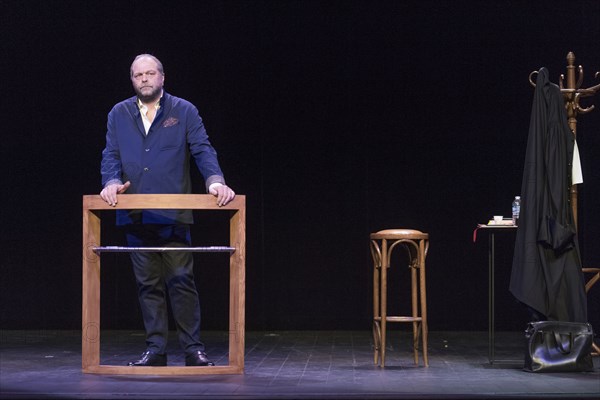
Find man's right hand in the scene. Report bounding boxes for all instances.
[100,181,131,206]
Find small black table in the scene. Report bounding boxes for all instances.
[474,224,519,364]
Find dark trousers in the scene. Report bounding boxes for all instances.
[125,224,204,355]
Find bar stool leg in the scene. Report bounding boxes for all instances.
[420,238,429,367]
[410,249,419,365]
[371,240,382,365]
[380,238,388,367]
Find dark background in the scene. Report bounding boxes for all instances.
[2,0,599,334]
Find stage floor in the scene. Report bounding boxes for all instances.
[1,329,598,399]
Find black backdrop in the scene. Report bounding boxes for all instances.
[2,0,599,333]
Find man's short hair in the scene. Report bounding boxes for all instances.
[130,54,164,77]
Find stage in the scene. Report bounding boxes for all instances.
[1,329,598,399]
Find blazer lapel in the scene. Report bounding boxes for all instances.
[126,97,147,137]
[126,93,172,137]
[155,94,171,128]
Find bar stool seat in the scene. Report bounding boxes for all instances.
[370,229,429,367]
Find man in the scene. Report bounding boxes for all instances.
[100,54,235,367]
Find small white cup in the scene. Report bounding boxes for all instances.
[493,216,503,223]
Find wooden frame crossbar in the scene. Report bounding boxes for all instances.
[82,194,246,375]
[92,246,236,254]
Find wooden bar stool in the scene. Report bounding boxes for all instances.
[370,229,429,367]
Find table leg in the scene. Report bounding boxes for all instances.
[488,232,495,364]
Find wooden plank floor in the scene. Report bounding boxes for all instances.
[1,330,598,399]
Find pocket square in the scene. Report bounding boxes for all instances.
[162,117,179,128]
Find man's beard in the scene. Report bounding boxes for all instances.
[135,86,162,104]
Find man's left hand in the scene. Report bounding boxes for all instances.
[210,184,236,207]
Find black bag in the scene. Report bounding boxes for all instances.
[524,321,594,372]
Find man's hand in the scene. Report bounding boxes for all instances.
[210,184,235,207]
[100,181,131,206]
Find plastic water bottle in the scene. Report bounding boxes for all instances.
[512,196,521,226]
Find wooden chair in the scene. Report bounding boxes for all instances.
[370,229,429,367]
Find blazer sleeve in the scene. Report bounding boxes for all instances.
[100,106,124,187]
[185,105,226,191]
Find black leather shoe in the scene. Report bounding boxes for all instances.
[185,350,214,366]
[127,350,167,366]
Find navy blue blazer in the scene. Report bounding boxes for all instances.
[101,92,225,225]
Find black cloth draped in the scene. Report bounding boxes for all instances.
[509,67,587,322]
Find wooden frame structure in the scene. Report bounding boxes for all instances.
[82,194,246,375]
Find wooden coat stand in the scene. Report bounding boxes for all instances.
[82,194,246,375]
[529,52,599,355]
[529,52,599,226]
